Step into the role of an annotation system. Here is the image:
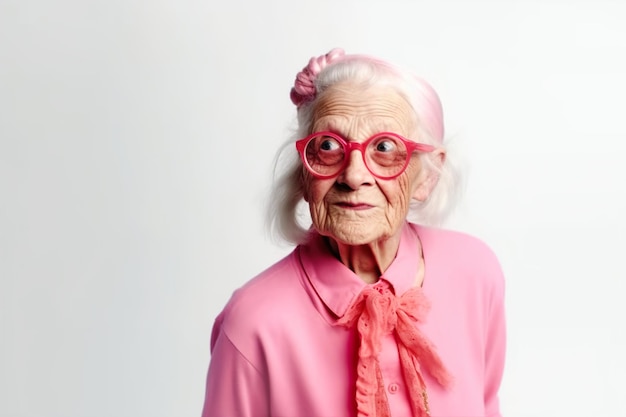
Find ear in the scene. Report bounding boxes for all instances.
[412,149,446,202]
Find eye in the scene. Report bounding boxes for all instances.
[306,135,344,169]
[375,139,397,153]
[319,138,341,151]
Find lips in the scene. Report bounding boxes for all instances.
[335,201,374,210]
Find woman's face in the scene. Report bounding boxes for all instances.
[303,83,439,246]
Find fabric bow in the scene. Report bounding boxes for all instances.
[337,281,452,417]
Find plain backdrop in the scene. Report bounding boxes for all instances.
[2,0,626,416]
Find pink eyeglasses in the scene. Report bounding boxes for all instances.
[296,131,435,180]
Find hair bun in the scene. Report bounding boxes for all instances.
[290,48,345,107]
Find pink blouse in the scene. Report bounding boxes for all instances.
[201,223,506,417]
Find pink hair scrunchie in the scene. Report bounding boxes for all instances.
[290,48,346,108]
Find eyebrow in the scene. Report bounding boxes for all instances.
[312,111,409,137]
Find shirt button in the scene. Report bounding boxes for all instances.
[388,383,399,394]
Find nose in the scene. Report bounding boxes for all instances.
[336,149,373,189]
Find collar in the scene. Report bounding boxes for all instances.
[298,222,421,319]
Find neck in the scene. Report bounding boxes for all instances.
[326,232,402,284]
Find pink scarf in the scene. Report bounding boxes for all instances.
[337,281,452,417]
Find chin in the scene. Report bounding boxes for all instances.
[324,225,387,246]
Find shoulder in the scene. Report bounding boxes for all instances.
[411,223,505,288]
[211,248,311,349]
[412,223,497,256]
[221,250,304,324]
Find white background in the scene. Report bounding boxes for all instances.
[2,0,626,416]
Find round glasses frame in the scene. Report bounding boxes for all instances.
[295,131,436,180]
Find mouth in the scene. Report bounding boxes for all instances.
[335,202,374,210]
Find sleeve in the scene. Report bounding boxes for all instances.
[483,265,507,417]
[201,315,269,417]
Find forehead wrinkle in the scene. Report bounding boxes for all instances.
[312,86,416,138]
[312,115,350,134]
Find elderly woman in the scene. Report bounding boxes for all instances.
[201,48,506,417]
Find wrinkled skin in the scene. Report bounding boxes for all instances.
[302,83,444,283]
